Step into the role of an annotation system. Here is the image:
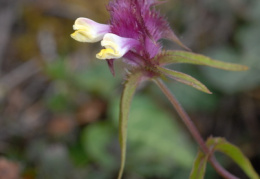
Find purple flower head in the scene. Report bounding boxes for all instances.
[71,0,187,75]
[108,0,170,59]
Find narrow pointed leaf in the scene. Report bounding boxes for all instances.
[206,137,260,179]
[158,51,248,71]
[157,66,211,94]
[190,150,209,179]
[117,71,143,179]
[165,31,191,51]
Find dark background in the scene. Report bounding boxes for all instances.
[0,0,259,178]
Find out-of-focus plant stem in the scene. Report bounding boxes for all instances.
[154,78,239,179]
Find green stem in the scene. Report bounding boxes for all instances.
[154,78,239,179]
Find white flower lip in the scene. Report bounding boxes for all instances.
[96,33,138,60]
[71,17,110,43]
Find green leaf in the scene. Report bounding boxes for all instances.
[201,47,259,94]
[190,150,209,179]
[158,51,248,71]
[206,137,260,179]
[118,71,144,179]
[157,66,211,94]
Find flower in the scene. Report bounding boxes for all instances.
[71,17,110,43]
[71,0,185,73]
[96,33,139,59]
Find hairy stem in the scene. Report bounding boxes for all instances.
[154,78,239,179]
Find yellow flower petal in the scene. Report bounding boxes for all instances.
[71,17,110,43]
[70,29,94,42]
[96,48,121,59]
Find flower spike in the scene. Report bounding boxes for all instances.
[71,17,110,43]
[96,33,139,60]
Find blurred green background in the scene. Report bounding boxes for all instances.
[0,0,259,178]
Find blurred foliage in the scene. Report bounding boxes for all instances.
[111,94,195,178]
[0,0,259,179]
